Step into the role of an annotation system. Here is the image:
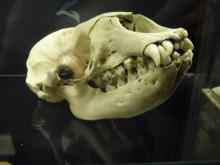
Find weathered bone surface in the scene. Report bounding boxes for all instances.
[26,12,194,120]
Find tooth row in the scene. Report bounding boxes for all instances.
[144,40,173,66]
[174,38,194,51]
[94,56,149,91]
[144,38,193,66]
[93,38,194,92]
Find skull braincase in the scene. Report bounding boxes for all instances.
[26,12,194,120]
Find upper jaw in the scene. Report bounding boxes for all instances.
[144,37,194,67]
[86,34,193,92]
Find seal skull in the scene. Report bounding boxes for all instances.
[26,12,194,120]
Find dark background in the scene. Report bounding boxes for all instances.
[0,0,220,165]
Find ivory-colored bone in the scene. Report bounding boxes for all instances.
[26,12,194,120]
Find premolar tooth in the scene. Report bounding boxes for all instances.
[144,44,160,66]
[137,57,145,64]
[172,51,180,59]
[123,58,137,81]
[136,57,147,77]
[137,63,147,77]
[161,40,173,56]
[115,65,127,87]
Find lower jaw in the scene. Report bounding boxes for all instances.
[72,63,184,120]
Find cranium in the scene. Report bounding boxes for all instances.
[26,12,194,120]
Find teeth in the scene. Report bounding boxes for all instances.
[94,75,104,88]
[91,37,194,92]
[123,58,137,81]
[144,44,160,66]
[172,51,180,59]
[103,70,112,82]
[114,65,127,87]
[174,42,180,50]
[158,45,171,66]
[161,40,173,56]
[184,50,193,57]
[136,57,145,65]
[106,84,116,91]
[161,56,171,66]
[136,57,147,77]
[183,38,194,51]
[180,40,185,49]
[115,65,125,75]
[188,51,193,58]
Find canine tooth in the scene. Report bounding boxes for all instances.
[158,45,171,66]
[172,51,180,59]
[183,38,194,51]
[144,44,160,66]
[161,40,173,56]
[174,42,180,50]
[158,45,166,55]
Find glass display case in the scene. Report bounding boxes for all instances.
[0,0,220,165]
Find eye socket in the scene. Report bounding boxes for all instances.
[57,65,74,80]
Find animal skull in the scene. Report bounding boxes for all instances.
[26,12,194,120]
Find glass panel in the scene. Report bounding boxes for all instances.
[0,0,220,164]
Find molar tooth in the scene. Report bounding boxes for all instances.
[115,65,125,75]
[103,70,112,81]
[95,75,104,88]
[144,44,160,66]
[172,51,180,59]
[161,40,173,56]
